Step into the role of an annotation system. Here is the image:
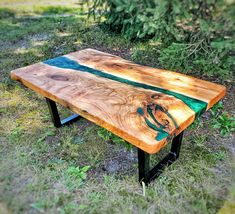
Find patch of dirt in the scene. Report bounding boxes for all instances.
[30,32,51,42]
[1,33,52,53]
[101,148,137,173]
[86,142,138,183]
[219,85,235,156]
[0,0,79,8]
[17,14,76,19]
[0,202,11,214]
[224,135,235,156]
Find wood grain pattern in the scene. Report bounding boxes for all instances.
[10,49,226,154]
[68,49,226,110]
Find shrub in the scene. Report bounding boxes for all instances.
[159,41,234,78]
[85,0,224,41]
[84,0,234,79]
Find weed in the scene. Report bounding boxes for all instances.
[9,126,24,143]
[97,127,133,151]
[31,199,49,213]
[212,150,227,161]
[72,136,85,145]
[188,117,203,130]
[191,135,208,148]
[37,129,56,143]
[211,101,224,116]
[212,112,235,136]
[67,165,90,183]
[61,202,80,213]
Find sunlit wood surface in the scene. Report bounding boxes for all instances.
[11,49,226,154]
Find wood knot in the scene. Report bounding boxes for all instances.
[151,94,162,99]
[49,74,69,81]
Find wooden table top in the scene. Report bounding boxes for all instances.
[11,49,226,154]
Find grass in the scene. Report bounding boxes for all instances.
[0,1,235,213]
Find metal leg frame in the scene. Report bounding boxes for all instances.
[46,97,183,184]
[138,131,183,185]
[46,98,80,128]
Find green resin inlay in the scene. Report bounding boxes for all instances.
[44,56,207,116]
[137,107,169,141]
[44,56,207,142]
[138,103,178,141]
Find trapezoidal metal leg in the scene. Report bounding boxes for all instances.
[138,131,184,185]
[46,98,80,128]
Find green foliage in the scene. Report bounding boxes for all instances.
[212,112,235,136]
[158,41,233,78]
[131,42,160,67]
[97,128,133,150]
[37,129,56,143]
[87,0,185,42]
[210,102,235,136]
[84,0,234,79]
[67,165,90,182]
[34,6,80,15]
[86,0,225,41]
[0,8,14,18]
[0,1,234,213]
[210,101,224,116]
[31,199,50,212]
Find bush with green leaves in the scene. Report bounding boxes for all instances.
[85,0,226,41]
[158,41,234,78]
[87,0,183,42]
[84,0,234,79]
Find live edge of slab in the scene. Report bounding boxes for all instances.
[10,48,226,154]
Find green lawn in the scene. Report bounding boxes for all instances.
[0,1,234,213]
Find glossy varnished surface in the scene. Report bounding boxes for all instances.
[69,49,226,110]
[10,49,226,154]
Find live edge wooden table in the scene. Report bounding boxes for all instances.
[11,48,226,185]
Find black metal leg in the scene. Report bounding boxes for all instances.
[138,148,150,183]
[171,131,183,159]
[138,131,184,185]
[46,98,80,128]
